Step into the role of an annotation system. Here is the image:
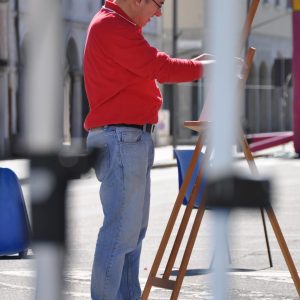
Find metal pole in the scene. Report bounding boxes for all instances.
[206,0,242,298]
[26,0,64,299]
[25,0,62,154]
[292,0,300,154]
[14,0,21,135]
[172,0,178,151]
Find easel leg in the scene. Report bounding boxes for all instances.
[240,134,273,267]
[260,206,273,267]
[240,133,300,296]
[170,197,207,300]
[142,136,204,299]
[162,186,203,280]
[163,146,213,279]
[266,205,300,296]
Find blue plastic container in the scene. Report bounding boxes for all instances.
[174,149,207,208]
[0,168,31,257]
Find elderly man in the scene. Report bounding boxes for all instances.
[84,0,213,299]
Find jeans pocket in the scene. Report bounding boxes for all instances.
[95,143,110,182]
[119,131,142,143]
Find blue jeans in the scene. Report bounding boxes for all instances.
[87,125,154,300]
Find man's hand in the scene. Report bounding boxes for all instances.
[193,54,247,79]
[192,53,215,61]
[192,53,216,77]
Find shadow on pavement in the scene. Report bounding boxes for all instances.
[0,254,34,260]
[170,267,265,277]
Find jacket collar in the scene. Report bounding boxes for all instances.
[103,0,138,28]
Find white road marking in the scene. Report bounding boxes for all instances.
[0,269,297,282]
[0,270,35,277]
[0,270,91,298]
[0,268,297,298]
[230,270,297,284]
[0,281,34,291]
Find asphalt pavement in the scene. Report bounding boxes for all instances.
[0,142,300,299]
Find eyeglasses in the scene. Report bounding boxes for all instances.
[151,0,163,9]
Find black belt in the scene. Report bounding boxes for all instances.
[90,124,155,133]
[110,124,155,133]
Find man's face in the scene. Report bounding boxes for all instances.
[136,0,164,27]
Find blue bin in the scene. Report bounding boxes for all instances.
[0,168,31,257]
[174,150,207,208]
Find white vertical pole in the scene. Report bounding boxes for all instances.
[25,0,62,154]
[206,0,243,299]
[34,244,65,300]
[207,0,242,178]
[26,1,64,299]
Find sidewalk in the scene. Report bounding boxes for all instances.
[0,142,297,181]
[0,145,178,181]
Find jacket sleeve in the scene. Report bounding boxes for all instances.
[98,24,203,83]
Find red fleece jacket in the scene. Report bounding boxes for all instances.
[83,0,203,130]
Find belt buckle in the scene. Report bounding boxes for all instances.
[143,124,155,133]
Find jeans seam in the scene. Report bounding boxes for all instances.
[103,139,126,300]
[127,254,133,299]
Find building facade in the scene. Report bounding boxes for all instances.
[246,0,293,134]
[0,0,294,156]
[0,0,162,157]
[160,0,293,144]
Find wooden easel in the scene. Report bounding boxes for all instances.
[142,114,300,299]
[142,1,300,298]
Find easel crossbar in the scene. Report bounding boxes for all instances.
[150,277,176,290]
